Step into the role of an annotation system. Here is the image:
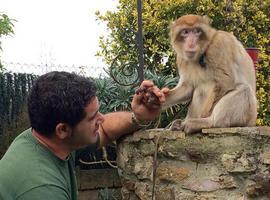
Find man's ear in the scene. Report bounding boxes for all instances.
[55,123,72,139]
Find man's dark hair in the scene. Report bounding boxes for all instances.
[28,71,97,137]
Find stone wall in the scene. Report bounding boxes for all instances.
[116,127,270,200]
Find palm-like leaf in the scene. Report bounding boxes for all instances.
[94,69,187,128]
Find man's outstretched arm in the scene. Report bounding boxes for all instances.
[99,80,165,147]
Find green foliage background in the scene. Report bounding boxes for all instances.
[96,0,270,125]
[0,73,36,135]
[0,13,15,70]
[0,73,36,158]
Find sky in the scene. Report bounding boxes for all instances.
[1,0,119,76]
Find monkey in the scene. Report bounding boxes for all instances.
[162,14,257,134]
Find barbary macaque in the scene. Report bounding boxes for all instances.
[162,14,257,134]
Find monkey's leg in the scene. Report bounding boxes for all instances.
[182,84,257,133]
[211,84,257,127]
[169,118,210,133]
[181,118,212,134]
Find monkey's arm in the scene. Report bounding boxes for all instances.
[162,82,193,109]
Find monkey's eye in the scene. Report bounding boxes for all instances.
[193,28,202,36]
[180,29,189,37]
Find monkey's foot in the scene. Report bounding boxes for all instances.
[169,119,183,131]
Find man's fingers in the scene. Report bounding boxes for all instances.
[136,80,170,104]
[140,80,154,88]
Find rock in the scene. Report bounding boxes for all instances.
[260,146,270,164]
[182,179,220,192]
[251,172,270,196]
[122,129,186,143]
[138,140,155,156]
[217,174,238,189]
[202,127,239,134]
[246,180,261,197]
[258,126,270,136]
[156,187,175,200]
[121,186,139,200]
[121,179,136,191]
[221,153,256,173]
[134,182,152,200]
[133,156,153,180]
[156,164,190,183]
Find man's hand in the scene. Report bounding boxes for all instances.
[131,80,165,123]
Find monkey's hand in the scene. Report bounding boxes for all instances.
[161,87,170,96]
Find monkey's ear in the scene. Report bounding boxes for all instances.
[202,15,213,25]
[169,19,176,28]
[168,19,177,34]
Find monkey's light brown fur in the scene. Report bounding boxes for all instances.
[163,14,257,134]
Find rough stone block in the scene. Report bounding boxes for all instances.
[157,164,190,183]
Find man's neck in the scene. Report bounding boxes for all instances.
[32,129,71,160]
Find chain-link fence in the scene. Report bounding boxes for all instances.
[2,61,108,78]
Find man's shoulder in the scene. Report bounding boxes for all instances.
[1,129,39,165]
[0,144,63,184]
[0,128,71,198]
[0,147,72,199]
[3,128,32,151]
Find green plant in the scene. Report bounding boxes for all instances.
[0,108,29,158]
[0,72,36,135]
[0,13,15,71]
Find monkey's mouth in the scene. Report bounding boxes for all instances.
[185,51,196,58]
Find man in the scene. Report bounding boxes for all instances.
[0,71,165,200]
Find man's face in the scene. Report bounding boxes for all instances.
[67,97,104,149]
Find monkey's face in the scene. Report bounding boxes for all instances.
[170,15,210,62]
[172,26,205,61]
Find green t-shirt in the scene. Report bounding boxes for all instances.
[0,129,79,200]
